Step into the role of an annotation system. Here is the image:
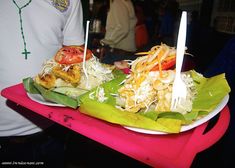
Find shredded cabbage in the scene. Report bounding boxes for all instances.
[78,56,115,90]
[116,44,196,114]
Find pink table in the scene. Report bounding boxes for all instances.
[1,83,230,168]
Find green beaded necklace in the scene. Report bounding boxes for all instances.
[12,0,32,59]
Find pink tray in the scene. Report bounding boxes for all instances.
[1,83,230,168]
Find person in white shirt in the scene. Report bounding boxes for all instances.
[0,0,84,166]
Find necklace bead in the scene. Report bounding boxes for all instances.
[12,0,32,59]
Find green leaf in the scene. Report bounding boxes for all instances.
[112,69,127,78]
[22,77,40,94]
[22,70,126,108]
[33,83,78,109]
[78,70,231,133]
[79,99,181,133]
[158,112,185,120]
[53,86,88,99]
[79,75,182,133]
[198,111,209,116]
[184,111,198,121]
[138,111,159,120]
[78,72,127,106]
[192,72,230,113]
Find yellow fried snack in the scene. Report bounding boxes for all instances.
[35,74,56,89]
[52,64,81,86]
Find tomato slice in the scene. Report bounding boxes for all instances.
[54,46,92,64]
[150,57,176,71]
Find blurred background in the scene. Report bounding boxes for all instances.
[82,0,234,72]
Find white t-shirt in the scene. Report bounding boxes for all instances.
[0,0,84,136]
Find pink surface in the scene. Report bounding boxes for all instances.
[1,83,230,168]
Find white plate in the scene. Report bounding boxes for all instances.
[124,95,229,135]
[27,93,65,107]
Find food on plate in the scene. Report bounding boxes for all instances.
[23,45,123,108]
[35,46,113,89]
[117,70,196,114]
[115,43,196,114]
[78,43,231,133]
[34,46,115,98]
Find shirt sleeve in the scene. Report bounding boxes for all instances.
[63,0,84,46]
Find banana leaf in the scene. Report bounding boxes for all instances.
[79,98,181,133]
[23,77,78,109]
[77,70,127,106]
[78,73,182,133]
[23,77,40,94]
[33,83,78,109]
[22,69,126,109]
[78,70,231,133]
[191,71,230,112]
[141,71,231,122]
